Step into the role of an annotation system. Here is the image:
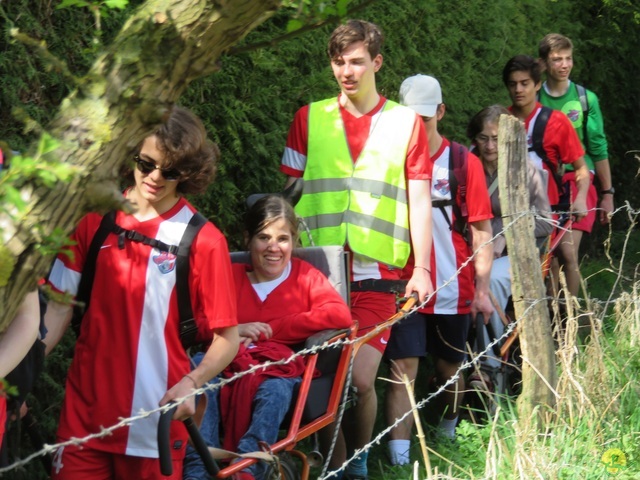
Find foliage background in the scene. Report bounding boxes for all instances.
[2,0,639,248]
[0,0,639,477]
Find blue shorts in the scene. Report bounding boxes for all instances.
[385,312,471,364]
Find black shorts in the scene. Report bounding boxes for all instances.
[385,312,471,364]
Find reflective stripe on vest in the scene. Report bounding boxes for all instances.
[296,98,415,267]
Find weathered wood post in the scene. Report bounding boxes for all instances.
[498,114,557,424]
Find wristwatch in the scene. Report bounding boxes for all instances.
[601,187,615,195]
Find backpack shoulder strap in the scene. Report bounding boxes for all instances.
[575,83,589,142]
[450,141,469,240]
[450,141,469,221]
[432,141,469,239]
[72,210,208,349]
[72,211,117,337]
[175,212,208,349]
[531,106,552,162]
[530,106,562,192]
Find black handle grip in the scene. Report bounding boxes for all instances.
[184,417,220,476]
[475,313,487,353]
[158,403,221,476]
[158,404,178,476]
[477,313,503,358]
[484,318,503,357]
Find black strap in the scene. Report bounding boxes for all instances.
[72,211,207,348]
[434,141,469,242]
[575,83,589,143]
[529,106,563,193]
[72,211,117,336]
[350,279,408,294]
[113,224,180,255]
[176,212,207,349]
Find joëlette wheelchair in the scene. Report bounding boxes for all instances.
[158,245,418,479]
[467,214,573,405]
[158,177,418,478]
[158,245,354,479]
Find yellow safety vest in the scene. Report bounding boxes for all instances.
[295,98,415,267]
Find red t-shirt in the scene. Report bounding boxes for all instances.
[0,395,6,446]
[232,257,352,344]
[48,198,237,458]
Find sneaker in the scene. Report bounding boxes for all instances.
[468,370,494,393]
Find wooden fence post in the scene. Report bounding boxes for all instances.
[498,114,557,424]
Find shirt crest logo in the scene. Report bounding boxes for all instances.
[434,179,450,196]
[567,109,581,122]
[153,251,177,274]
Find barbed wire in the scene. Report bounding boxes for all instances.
[1,203,635,477]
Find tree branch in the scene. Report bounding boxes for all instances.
[227,0,376,56]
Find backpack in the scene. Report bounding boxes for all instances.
[529,106,577,208]
[432,141,469,241]
[71,210,208,349]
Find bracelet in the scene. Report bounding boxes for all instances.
[184,373,198,389]
[414,265,431,273]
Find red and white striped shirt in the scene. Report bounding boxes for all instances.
[48,198,237,457]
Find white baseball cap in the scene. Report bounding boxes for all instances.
[399,74,442,117]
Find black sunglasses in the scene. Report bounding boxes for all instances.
[134,155,181,181]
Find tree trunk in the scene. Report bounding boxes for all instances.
[1,0,281,328]
[497,114,557,424]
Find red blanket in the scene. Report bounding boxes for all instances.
[219,341,306,451]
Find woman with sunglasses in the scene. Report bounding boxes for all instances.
[43,106,239,480]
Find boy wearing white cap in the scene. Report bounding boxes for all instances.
[384,75,494,464]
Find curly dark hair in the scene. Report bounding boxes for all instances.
[124,106,219,195]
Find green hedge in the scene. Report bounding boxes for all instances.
[1,1,639,477]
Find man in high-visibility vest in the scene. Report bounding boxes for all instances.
[281,19,433,480]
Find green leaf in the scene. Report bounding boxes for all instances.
[104,0,129,10]
[36,132,61,157]
[56,0,90,10]
[286,19,304,33]
[336,0,351,17]
[3,185,27,211]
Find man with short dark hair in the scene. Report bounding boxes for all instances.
[502,55,589,304]
[281,20,434,480]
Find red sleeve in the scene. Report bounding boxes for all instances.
[190,223,238,335]
[280,105,310,177]
[465,152,493,223]
[405,114,431,180]
[265,260,353,345]
[0,396,6,442]
[46,213,102,296]
[545,110,585,165]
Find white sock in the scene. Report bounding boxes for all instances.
[439,417,458,439]
[387,439,411,465]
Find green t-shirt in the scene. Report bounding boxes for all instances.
[539,81,609,171]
